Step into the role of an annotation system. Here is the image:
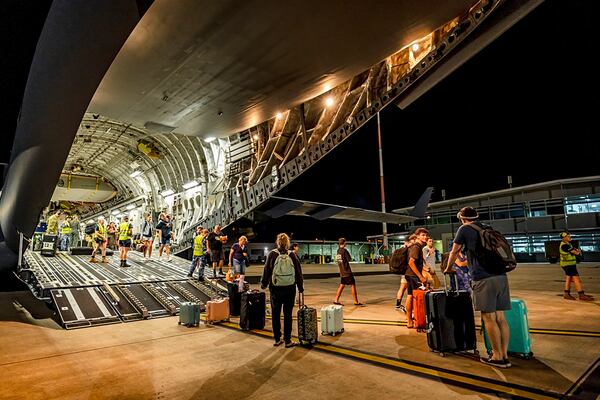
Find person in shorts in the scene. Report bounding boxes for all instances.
[404,228,429,328]
[446,207,511,368]
[141,213,154,259]
[559,232,593,301]
[157,214,173,261]
[333,238,364,306]
[229,235,249,292]
[118,215,133,268]
[207,225,226,277]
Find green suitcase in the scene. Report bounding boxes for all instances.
[482,298,533,359]
[179,302,201,327]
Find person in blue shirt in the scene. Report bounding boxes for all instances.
[446,207,511,368]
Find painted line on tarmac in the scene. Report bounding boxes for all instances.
[563,357,600,399]
[218,321,560,400]
[265,316,600,337]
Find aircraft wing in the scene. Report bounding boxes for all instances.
[261,196,417,224]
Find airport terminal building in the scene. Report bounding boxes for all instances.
[395,176,600,262]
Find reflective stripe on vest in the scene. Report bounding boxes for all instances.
[61,222,71,235]
[559,240,576,266]
[193,234,204,256]
[119,222,132,241]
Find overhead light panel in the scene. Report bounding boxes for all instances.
[204,137,216,143]
[111,209,120,215]
[182,180,199,190]
[129,170,142,178]
[126,204,136,210]
[161,189,175,197]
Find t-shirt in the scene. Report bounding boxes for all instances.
[452,223,495,281]
[231,243,247,261]
[336,247,353,277]
[158,222,172,239]
[423,246,436,272]
[405,242,425,276]
[208,231,223,251]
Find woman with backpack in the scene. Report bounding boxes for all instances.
[260,233,304,348]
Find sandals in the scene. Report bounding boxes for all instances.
[333,301,343,306]
[273,340,284,347]
[353,303,365,307]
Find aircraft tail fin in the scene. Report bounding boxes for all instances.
[409,187,433,218]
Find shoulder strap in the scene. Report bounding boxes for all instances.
[467,223,483,233]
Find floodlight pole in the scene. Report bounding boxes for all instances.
[376,112,388,251]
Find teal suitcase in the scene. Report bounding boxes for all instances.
[482,298,533,359]
[179,302,201,327]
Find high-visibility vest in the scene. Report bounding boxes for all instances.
[559,240,576,266]
[61,221,72,235]
[119,222,132,241]
[193,234,204,256]
[95,224,107,241]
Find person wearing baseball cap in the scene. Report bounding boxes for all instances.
[559,232,594,301]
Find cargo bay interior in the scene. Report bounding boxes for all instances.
[1,1,598,399]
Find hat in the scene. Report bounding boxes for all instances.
[456,206,479,220]
[560,231,570,238]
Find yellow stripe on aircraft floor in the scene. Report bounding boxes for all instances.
[217,320,560,400]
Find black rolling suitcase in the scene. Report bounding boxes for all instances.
[297,293,318,346]
[227,281,242,316]
[425,274,477,356]
[239,290,265,330]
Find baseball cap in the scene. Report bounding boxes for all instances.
[560,231,570,238]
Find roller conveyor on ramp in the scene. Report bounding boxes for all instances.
[19,249,225,329]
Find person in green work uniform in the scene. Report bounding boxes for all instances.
[46,210,62,235]
[119,215,134,268]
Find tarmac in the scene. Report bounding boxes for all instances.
[0,261,599,399]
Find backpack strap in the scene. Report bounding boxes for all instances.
[467,222,483,233]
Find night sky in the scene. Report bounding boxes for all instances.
[2,1,598,241]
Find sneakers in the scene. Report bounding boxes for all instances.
[89,257,97,263]
[480,357,510,368]
[273,340,284,347]
[399,305,407,313]
[284,341,297,348]
[186,274,193,278]
[578,293,594,301]
[564,292,576,300]
[101,257,108,263]
[504,358,512,368]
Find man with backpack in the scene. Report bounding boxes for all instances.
[261,233,304,348]
[446,207,512,368]
[333,238,364,306]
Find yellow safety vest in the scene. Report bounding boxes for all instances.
[95,224,107,241]
[559,240,576,266]
[193,234,204,256]
[61,221,72,235]
[119,222,132,241]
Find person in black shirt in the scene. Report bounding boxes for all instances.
[207,225,226,277]
[334,238,364,306]
[404,228,429,328]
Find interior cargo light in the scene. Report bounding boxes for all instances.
[111,209,120,215]
[204,137,216,143]
[126,204,136,210]
[325,97,334,107]
[87,219,94,224]
[161,189,175,197]
[129,170,142,178]
[182,180,199,190]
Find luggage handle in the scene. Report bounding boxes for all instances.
[442,272,460,297]
[298,292,306,309]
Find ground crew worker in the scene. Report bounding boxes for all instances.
[60,217,72,251]
[119,215,133,268]
[90,216,108,263]
[559,232,594,301]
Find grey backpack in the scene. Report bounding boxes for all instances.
[271,249,296,286]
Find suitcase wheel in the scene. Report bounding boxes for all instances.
[439,352,446,357]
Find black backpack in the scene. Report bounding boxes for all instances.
[389,245,413,275]
[468,223,517,274]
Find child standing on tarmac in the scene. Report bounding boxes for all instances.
[334,238,364,306]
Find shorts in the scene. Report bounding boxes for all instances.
[233,258,246,275]
[561,264,579,277]
[211,250,224,263]
[405,275,421,295]
[142,235,153,242]
[472,274,511,313]
[119,240,132,248]
[340,275,355,285]
[160,237,171,246]
[400,275,407,285]
[95,238,105,245]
